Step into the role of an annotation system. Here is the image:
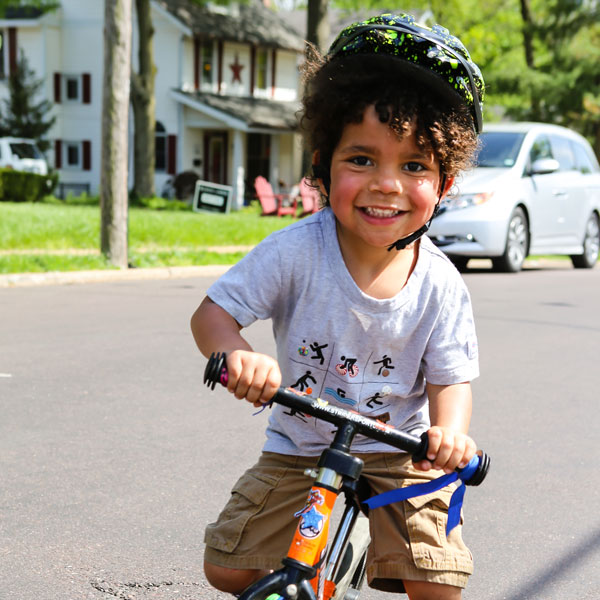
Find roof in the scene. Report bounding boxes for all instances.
[173,90,301,131]
[156,0,305,52]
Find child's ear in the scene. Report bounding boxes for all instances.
[439,175,454,199]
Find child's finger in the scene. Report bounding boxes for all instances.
[426,426,443,461]
[225,351,244,395]
[458,437,477,469]
[245,363,272,405]
[438,435,466,473]
[261,365,282,404]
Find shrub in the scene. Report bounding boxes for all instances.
[0,169,58,202]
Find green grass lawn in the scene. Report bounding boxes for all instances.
[0,199,295,273]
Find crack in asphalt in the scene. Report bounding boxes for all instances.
[90,579,206,599]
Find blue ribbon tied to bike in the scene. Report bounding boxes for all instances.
[363,455,480,535]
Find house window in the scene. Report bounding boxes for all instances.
[202,41,213,86]
[64,75,80,102]
[155,121,167,171]
[65,142,81,168]
[256,49,268,90]
[54,73,91,104]
[60,140,91,170]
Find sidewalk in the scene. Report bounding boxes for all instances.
[0,245,249,288]
[0,265,234,288]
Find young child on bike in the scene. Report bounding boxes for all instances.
[192,13,485,600]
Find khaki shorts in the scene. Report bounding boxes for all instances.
[204,452,473,592]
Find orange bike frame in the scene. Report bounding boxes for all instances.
[285,483,339,600]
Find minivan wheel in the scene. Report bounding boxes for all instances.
[570,213,599,269]
[492,207,529,273]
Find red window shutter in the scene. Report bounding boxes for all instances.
[8,28,17,76]
[167,135,177,175]
[194,38,200,91]
[54,73,61,103]
[54,140,62,169]
[82,73,91,104]
[217,40,223,93]
[82,140,91,170]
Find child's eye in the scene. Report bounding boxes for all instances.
[349,156,373,166]
[404,162,427,173]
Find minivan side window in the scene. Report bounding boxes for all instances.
[549,135,576,171]
[529,135,553,164]
[570,141,597,174]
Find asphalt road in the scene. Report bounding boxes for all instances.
[1,263,599,600]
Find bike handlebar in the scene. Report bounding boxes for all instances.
[204,352,489,486]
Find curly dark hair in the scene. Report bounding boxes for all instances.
[300,49,479,202]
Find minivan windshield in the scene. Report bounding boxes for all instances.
[10,142,42,159]
[476,132,526,168]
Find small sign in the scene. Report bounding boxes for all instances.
[193,180,233,213]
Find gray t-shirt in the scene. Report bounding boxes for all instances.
[207,208,479,455]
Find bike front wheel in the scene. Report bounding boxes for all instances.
[332,514,370,600]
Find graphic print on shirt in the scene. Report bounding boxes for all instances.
[323,387,356,407]
[335,355,359,377]
[373,354,395,377]
[364,384,393,410]
[288,336,406,441]
[297,339,329,365]
[291,370,317,394]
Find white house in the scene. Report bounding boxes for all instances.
[0,0,306,207]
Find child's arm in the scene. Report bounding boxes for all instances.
[191,296,281,407]
[415,382,477,474]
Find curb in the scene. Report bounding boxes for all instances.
[0,264,233,288]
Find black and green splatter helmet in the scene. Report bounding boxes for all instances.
[327,13,484,133]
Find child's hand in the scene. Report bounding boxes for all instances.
[415,426,477,474]
[225,350,282,407]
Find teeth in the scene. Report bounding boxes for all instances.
[363,207,401,217]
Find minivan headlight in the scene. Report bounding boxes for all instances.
[442,192,493,211]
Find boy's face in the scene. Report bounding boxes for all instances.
[326,104,451,255]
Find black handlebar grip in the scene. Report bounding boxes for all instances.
[411,431,430,463]
[204,352,228,390]
[466,450,491,486]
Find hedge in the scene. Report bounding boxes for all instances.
[0,169,59,202]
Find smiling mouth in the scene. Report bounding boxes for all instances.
[361,206,405,218]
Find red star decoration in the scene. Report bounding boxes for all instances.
[229,54,244,83]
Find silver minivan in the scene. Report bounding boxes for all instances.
[428,122,600,272]
[0,137,48,175]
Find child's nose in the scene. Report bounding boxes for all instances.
[369,169,402,195]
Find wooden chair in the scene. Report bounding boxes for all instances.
[254,176,297,217]
[297,177,321,217]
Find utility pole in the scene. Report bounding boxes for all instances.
[100,0,132,268]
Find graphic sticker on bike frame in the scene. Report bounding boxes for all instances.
[294,490,328,539]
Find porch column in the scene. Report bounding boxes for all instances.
[232,129,245,210]
[270,134,280,191]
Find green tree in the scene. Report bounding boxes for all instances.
[0,51,55,152]
[0,0,58,16]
